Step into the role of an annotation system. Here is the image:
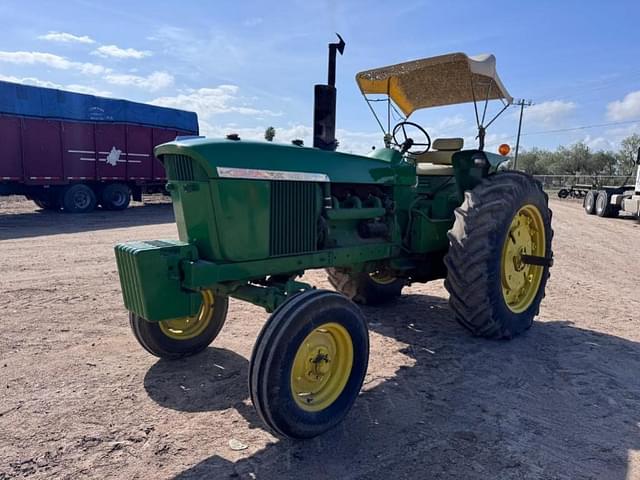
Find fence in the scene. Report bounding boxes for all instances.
[533,175,632,190]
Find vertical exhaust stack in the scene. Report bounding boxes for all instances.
[313,34,345,151]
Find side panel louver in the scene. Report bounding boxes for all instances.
[269,181,318,256]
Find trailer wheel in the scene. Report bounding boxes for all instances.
[249,289,369,439]
[60,184,97,213]
[584,190,597,214]
[444,171,553,339]
[129,290,228,360]
[595,190,616,217]
[326,268,405,305]
[557,188,569,199]
[101,183,131,210]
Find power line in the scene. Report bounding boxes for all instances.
[520,118,640,137]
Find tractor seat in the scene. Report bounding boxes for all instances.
[414,137,463,176]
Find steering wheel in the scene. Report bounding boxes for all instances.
[392,121,431,155]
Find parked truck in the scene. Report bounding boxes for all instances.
[584,149,640,217]
[0,81,198,212]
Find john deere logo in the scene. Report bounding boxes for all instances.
[106,146,122,166]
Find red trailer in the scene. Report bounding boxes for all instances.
[0,81,198,212]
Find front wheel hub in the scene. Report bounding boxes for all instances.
[290,323,354,412]
[159,289,215,340]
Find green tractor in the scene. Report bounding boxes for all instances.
[115,37,553,439]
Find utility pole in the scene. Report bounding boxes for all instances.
[513,98,532,170]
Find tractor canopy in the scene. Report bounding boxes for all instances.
[356,52,513,116]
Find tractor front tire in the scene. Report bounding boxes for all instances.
[249,289,369,439]
[129,290,228,360]
[584,190,597,214]
[327,268,405,305]
[444,171,553,339]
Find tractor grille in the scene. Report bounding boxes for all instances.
[269,181,318,256]
[164,155,195,181]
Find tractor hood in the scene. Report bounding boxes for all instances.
[155,137,415,186]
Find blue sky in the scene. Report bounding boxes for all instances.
[1,0,639,154]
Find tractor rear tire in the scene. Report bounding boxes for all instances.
[584,190,597,214]
[595,190,615,217]
[444,171,553,339]
[327,268,405,305]
[129,290,228,360]
[60,184,97,213]
[249,289,369,439]
[101,183,131,211]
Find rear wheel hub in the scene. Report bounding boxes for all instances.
[501,204,546,313]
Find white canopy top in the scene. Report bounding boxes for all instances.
[356,52,513,116]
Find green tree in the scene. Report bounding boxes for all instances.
[617,134,640,174]
[264,126,276,142]
[555,142,591,175]
[589,150,618,175]
[516,148,552,175]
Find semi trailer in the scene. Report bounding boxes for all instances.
[584,150,640,217]
[0,81,198,213]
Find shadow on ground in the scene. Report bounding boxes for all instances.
[144,347,263,428]
[0,203,174,240]
[145,294,640,479]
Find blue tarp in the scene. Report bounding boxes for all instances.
[0,81,198,133]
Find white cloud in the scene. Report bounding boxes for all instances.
[582,135,614,151]
[606,90,640,121]
[243,17,263,27]
[151,85,281,117]
[605,122,640,139]
[435,115,466,131]
[0,50,171,92]
[65,84,111,96]
[104,71,173,91]
[523,100,576,126]
[92,45,152,59]
[0,50,108,75]
[0,74,61,89]
[194,121,381,155]
[38,31,95,44]
[0,74,111,96]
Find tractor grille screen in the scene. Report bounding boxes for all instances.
[164,155,196,181]
[270,181,318,256]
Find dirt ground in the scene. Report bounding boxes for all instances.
[1,195,639,480]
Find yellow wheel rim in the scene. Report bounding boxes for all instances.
[369,272,396,285]
[159,290,215,340]
[501,204,546,313]
[290,322,354,412]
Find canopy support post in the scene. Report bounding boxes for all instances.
[478,126,485,151]
[387,97,391,134]
[363,94,387,135]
